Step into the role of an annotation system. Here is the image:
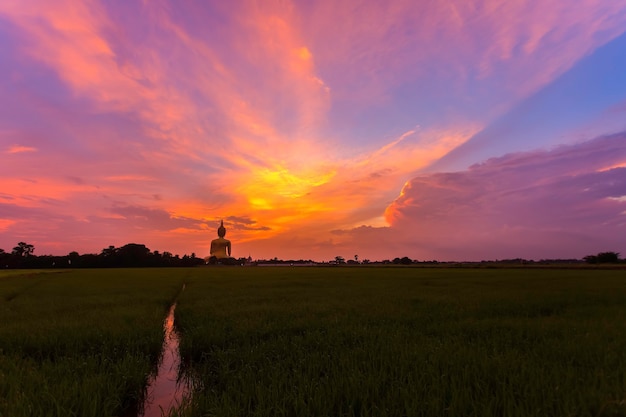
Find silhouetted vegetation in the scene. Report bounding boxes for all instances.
[11,241,34,258]
[393,256,414,264]
[2,241,625,269]
[583,251,621,264]
[0,242,204,268]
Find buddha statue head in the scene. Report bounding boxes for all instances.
[217,220,226,238]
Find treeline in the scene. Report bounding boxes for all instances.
[1,241,623,269]
[0,242,206,269]
[582,251,622,264]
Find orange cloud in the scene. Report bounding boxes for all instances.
[6,145,37,154]
[0,177,92,207]
[104,175,158,182]
[207,124,479,249]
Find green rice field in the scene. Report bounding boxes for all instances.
[1,267,625,416]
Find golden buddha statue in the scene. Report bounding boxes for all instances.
[208,220,236,264]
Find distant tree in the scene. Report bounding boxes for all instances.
[597,252,620,263]
[78,253,100,268]
[117,243,151,267]
[99,245,119,267]
[583,255,597,264]
[392,257,412,265]
[584,251,620,264]
[68,251,80,267]
[0,249,10,267]
[334,256,345,264]
[101,245,118,258]
[12,242,34,257]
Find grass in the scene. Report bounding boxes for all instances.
[173,267,626,417]
[0,268,185,417]
[1,267,625,416]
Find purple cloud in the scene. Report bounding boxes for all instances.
[385,133,626,260]
[108,205,205,231]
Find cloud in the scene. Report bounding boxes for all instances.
[430,32,626,172]
[384,132,626,260]
[223,216,271,231]
[0,218,16,231]
[6,145,37,154]
[0,200,210,255]
[303,0,626,104]
[108,205,204,231]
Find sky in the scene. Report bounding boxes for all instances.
[1,0,626,262]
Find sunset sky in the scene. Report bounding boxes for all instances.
[1,0,626,261]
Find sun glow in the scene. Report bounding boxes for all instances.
[239,165,336,207]
[296,47,312,61]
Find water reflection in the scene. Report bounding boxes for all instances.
[139,301,190,417]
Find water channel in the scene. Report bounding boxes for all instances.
[138,289,191,417]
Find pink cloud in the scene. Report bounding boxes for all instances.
[5,145,37,154]
[0,200,209,256]
[301,0,626,107]
[384,132,626,260]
